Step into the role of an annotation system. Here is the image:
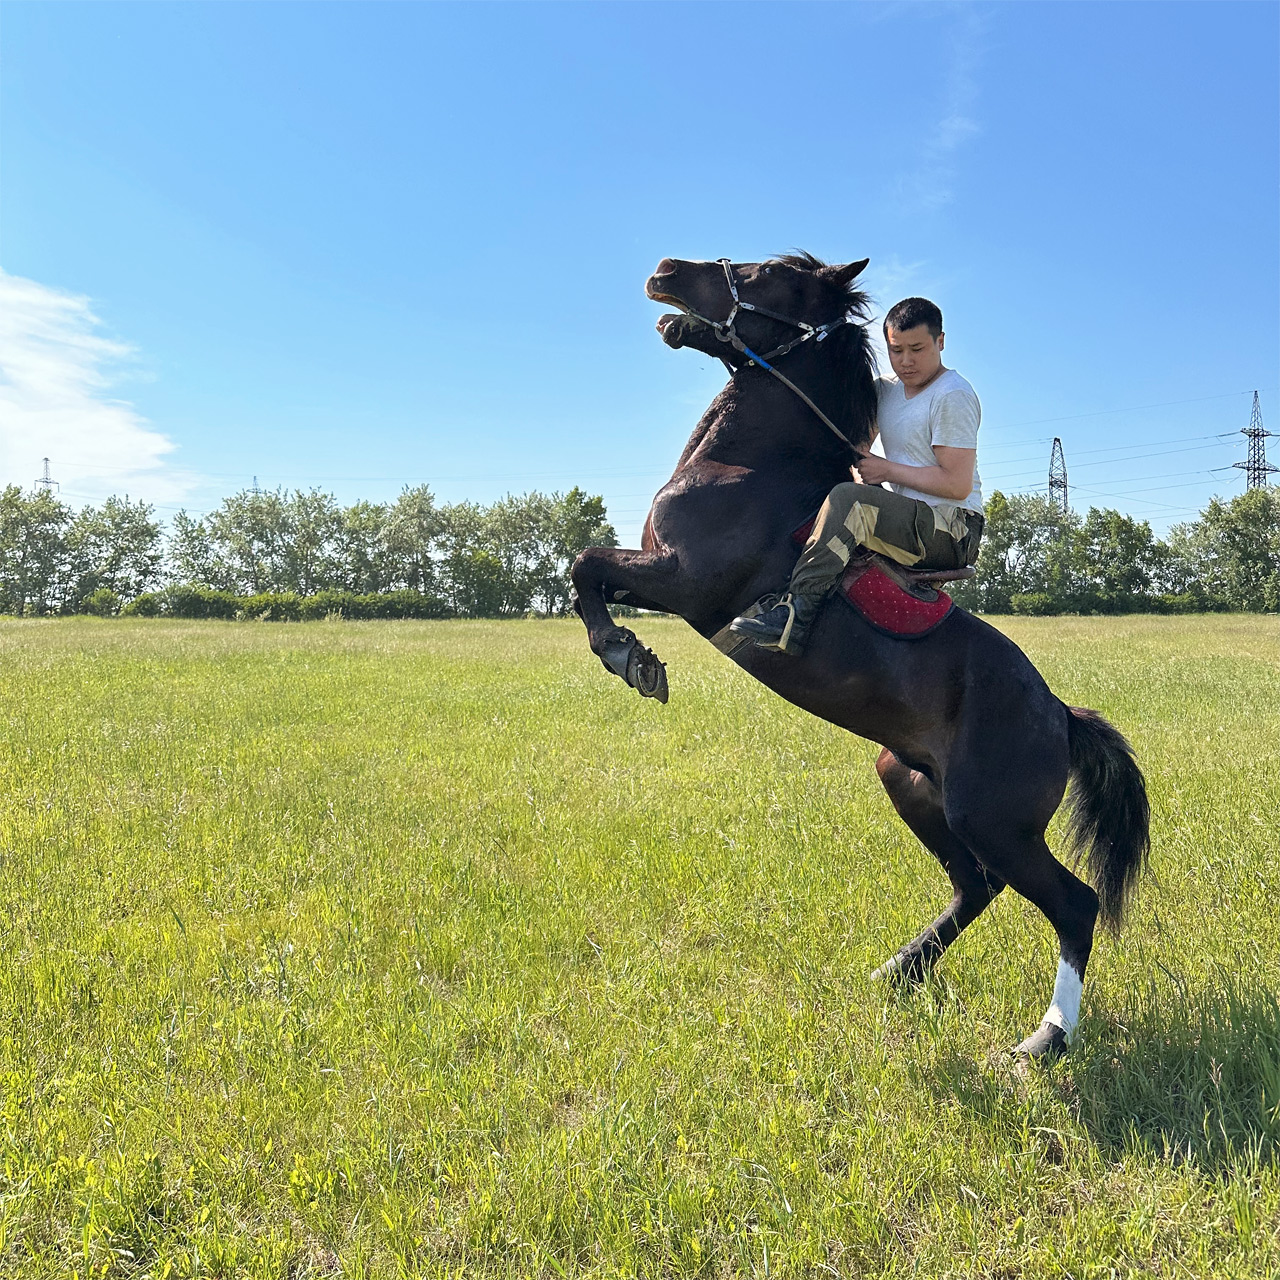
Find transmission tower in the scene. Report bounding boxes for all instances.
[35,458,59,494]
[1233,391,1276,489]
[1048,437,1069,514]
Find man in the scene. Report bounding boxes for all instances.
[729,296,984,655]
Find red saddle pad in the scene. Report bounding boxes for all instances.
[791,515,954,639]
[839,561,954,637]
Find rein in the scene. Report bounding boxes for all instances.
[681,258,859,452]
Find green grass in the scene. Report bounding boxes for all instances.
[0,615,1277,1279]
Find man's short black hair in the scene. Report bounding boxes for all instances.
[883,297,943,339]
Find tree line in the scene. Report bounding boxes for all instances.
[949,486,1280,614]
[0,485,616,618]
[0,480,1276,618]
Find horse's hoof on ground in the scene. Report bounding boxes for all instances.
[628,642,668,703]
[1012,1021,1069,1062]
[870,951,928,990]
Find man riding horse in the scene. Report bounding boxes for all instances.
[729,296,985,655]
[570,253,1149,1060]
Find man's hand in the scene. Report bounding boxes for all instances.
[852,446,976,501]
[854,454,893,486]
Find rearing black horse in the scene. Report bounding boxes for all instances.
[571,253,1150,1059]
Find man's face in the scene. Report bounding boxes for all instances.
[885,324,945,390]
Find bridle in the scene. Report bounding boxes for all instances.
[678,258,860,451]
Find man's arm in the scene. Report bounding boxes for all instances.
[855,446,975,502]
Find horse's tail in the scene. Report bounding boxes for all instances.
[1063,705,1151,932]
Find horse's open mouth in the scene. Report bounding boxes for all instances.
[645,271,691,310]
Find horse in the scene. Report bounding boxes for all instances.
[570,253,1150,1059]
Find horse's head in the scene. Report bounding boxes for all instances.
[646,252,878,452]
[645,253,870,361]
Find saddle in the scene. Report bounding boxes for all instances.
[711,521,976,659]
[790,516,975,637]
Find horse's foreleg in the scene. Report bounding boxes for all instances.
[571,546,687,703]
[871,749,1005,987]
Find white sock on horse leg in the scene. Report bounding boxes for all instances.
[1043,956,1083,1039]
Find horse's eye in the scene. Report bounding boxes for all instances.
[763,267,772,275]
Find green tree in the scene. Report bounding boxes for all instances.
[204,489,291,594]
[437,489,617,617]
[448,548,511,617]
[1167,488,1280,611]
[0,486,73,614]
[437,501,527,616]
[337,500,391,594]
[951,491,1081,613]
[67,495,163,609]
[1074,507,1166,613]
[167,510,223,588]
[483,492,548,614]
[384,486,444,595]
[282,489,344,593]
[543,487,617,615]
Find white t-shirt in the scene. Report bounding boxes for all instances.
[873,369,983,513]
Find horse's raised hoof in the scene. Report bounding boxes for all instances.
[629,642,669,702]
[1012,1021,1069,1062]
[870,949,930,990]
[599,629,668,703]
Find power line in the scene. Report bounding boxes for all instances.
[980,388,1261,435]
[34,458,59,494]
[1066,484,1210,514]
[982,430,1233,465]
[989,439,1231,486]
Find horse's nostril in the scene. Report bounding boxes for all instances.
[655,259,678,277]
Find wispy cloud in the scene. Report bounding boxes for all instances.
[894,7,986,213]
[0,269,199,507]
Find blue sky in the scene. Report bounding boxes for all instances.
[2,1,1276,543]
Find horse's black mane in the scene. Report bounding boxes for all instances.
[768,250,873,318]
[766,251,878,449]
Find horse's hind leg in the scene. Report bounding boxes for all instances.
[871,748,1005,987]
[944,775,1099,1060]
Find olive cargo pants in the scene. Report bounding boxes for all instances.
[788,483,984,600]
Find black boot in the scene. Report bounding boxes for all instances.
[728,591,824,656]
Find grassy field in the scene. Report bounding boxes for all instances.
[0,614,1277,1279]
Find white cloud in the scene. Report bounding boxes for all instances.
[894,9,986,213]
[0,269,200,507]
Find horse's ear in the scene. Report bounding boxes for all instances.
[824,259,870,288]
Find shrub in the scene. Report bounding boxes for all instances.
[298,590,360,621]
[165,585,240,619]
[237,592,302,622]
[1010,592,1056,616]
[121,592,163,617]
[79,587,121,617]
[1154,591,1218,614]
[356,589,450,619]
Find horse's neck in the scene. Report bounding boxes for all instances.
[686,370,853,487]
[671,387,732,473]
